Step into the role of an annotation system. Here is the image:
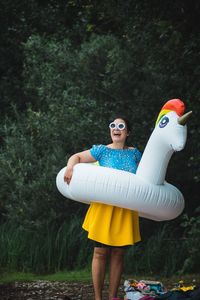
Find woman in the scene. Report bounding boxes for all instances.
[64,117,142,300]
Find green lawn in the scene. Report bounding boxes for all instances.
[0,269,92,283]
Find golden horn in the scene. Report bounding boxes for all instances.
[178,111,192,125]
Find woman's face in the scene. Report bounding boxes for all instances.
[109,118,129,144]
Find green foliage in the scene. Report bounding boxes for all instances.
[0,218,92,273]
[125,224,188,277]
[0,0,67,115]
[179,213,200,274]
[0,100,98,226]
[124,214,200,277]
[22,33,152,146]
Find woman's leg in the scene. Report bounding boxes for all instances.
[92,247,110,300]
[108,247,125,300]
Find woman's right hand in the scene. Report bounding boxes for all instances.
[64,167,73,184]
[63,150,96,184]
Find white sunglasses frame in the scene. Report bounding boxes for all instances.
[109,122,126,130]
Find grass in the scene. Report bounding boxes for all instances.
[0,269,92,283]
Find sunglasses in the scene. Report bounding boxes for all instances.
[109,122,126,130]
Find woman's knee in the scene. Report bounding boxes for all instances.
[93,247,110,260]
[110,247,125,259]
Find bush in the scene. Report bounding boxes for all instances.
[179,213,200,274]
[124,223,188,277]
[0,218,92,273]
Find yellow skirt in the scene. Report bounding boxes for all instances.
[82,202,141,246]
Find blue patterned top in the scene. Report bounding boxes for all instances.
[90,144,142,174]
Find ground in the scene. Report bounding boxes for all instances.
[0,276,199,300]
[0,281,125,300]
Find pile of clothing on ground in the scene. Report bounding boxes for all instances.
[124,279,200,300]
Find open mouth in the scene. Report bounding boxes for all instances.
[113,132,121,137]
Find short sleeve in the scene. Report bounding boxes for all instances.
[90,144,105,161]
[134,148,142,164]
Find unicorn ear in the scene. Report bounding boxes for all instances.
[178,111,192,125]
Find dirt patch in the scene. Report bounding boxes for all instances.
[0,281,125,300]
[1,276,199,300]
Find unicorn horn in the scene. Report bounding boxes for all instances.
[178,111,192,125]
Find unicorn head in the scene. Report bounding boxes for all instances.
[155,99,192,152]
[136,99,192,184]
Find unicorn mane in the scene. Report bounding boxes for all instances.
[156,98,185,125]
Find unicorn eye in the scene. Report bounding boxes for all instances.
[159,116,169,128]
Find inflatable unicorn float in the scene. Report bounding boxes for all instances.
[56,99,192,221]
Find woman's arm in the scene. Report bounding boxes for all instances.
[64,150,96,184]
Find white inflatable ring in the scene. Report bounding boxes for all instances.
[56,99,191,221]
[56,163,184,221]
